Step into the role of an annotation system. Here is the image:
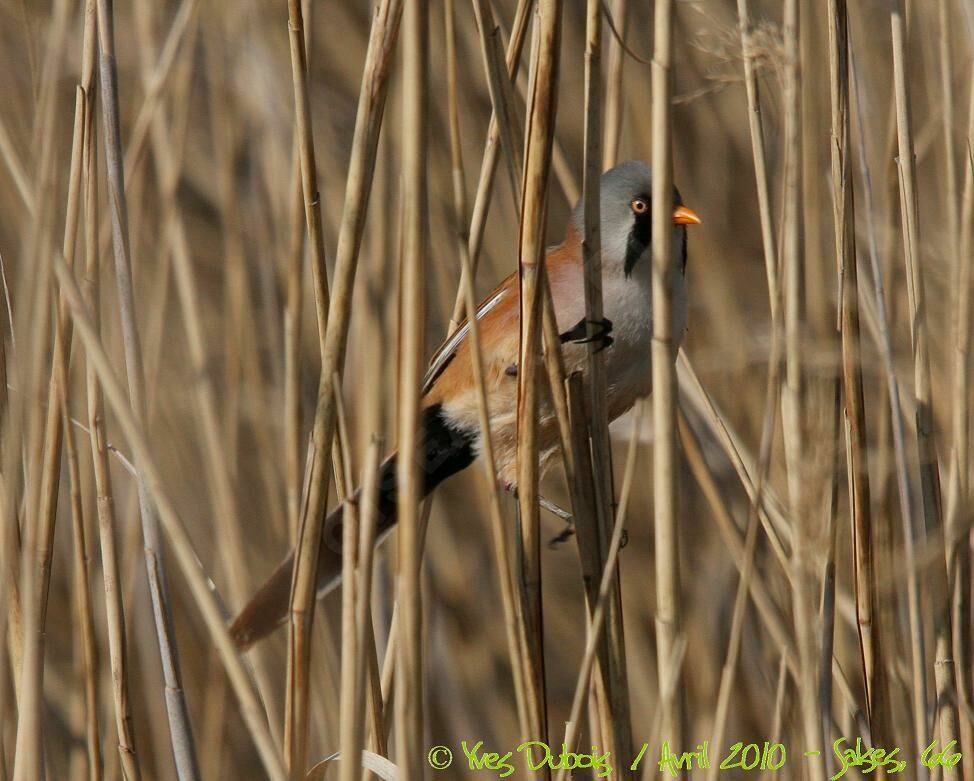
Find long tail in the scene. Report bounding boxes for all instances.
[229,403,475,650]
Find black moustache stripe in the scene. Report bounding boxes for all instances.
[624,209,651,277]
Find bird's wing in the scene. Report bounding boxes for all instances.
[422,284,509,395]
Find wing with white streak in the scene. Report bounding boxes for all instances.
[421,288,507,395]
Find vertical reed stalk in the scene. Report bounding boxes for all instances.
[81,60,142,778]
[446,0,532,736]
[650,0,683,746]
[12,0,71,773]
[285,0,329,356]
[554,398,643,781]
[581,0,632,769]
[827,0,886,738]
[395,2,429,778]
[96,1,200,775]
[735,0,779,322]
[602,0,627,167]
[947,64,974,769]
[850,41,928,767]
[891,0,954,758]
[780,0,823,771]
[515,0,562,756]
[472,0,523,214]
[63,391,102,781]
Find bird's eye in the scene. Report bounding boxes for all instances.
[631,197,649,215]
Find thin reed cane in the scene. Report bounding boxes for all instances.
[827,0,885,737]
[394,2,429,778]
[81,60,142,778]
[891,0,954,758]
[850,39,928,766]
[445,0,532,737]
[553,398,643,781]
[779,1,825,772]
[12,0,72,773]
[947,66,974,769]
[650,0,683,745]
[95,1,200,775]
[581,0,633,767]
[515,0,562,755]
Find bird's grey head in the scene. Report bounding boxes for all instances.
[570,160,699,278]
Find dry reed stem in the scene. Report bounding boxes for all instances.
[96,1,201,775]
[286,0,329,356]
[80,60,142,777]
[337,395,363,781]
[947,65,974,769]
[850,38,929,766]
[891,0,954,759]
[63,385,102,781]
[375,502,436,742]
[32,84,89,770]
[284,2,402,770]
[554,398,643,781]
[10,0,72,771]
[56,46,101,776]
[515,0,563,756]
[602,0,627,167]
[580,1,632,767]
[283,3,311,545]
[735,0,779,323]
[559,378,608,738]
[394,3,429,779]
[508,35,578,206]
[284,149,304,540]
[281,0,332,758]
[472,0,523,215]
[35,84,86,635]
[779,1,824,770]
[827,0,885,735]
[445,0,532,737]
[650,0,683,744]
[939,0,959,254]
[342,440,384,773]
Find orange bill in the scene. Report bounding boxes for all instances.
[672,205,702,225]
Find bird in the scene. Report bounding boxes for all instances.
[230,159,700,649]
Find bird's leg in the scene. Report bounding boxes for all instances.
[503,482,575,546]
[560,317,614,353]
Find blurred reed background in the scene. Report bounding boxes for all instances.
[0,0,972,778]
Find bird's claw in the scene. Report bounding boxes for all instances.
[548,523,575,548]
[560,317,614,352]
